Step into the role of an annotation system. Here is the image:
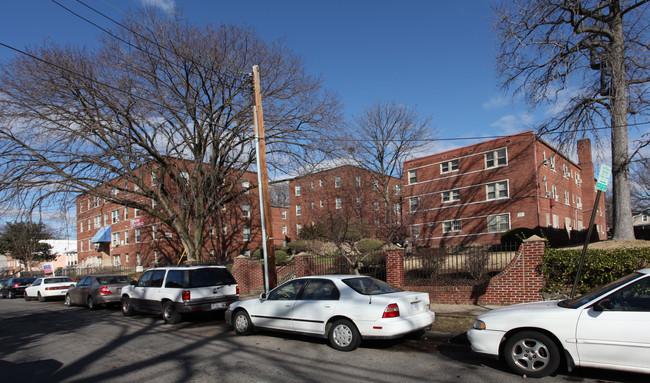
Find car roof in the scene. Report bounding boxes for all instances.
[146,265,227,270]
[294,275,373,281]
[638,268,650,275]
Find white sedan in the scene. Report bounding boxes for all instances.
[225,275,435,351]
[24,276,76,302]
[467,268,650,378]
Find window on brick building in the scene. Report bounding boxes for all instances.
[442,220,462,233]
[310,180,314,188]
[485,148,507,168]
[407,170,417,184]
[281,210,287,220]
[242,204,250,218]
[296,204,301,216]
[152,225,157,240]
[487,214,510,233]
[112,210,120,224]
[125,230,129,244]
[335,176,341,188]
[112,232,120,246]
[124,207,128,220]
[409,197,419,212]
[442,189,460,203]
[410,225,420,238]
[393,184,401,195]
[356,196,361,207]
[296,223,302,235]
[335,198,342,209]
[441,159,459,174]
[242,180,250,194]
[295,185,301,196]
[311,201,315,209]
[564,190,570,204]
[135,228,141,243]
[282,225,287,235]
[549,155,556,171]
[319,200,323,208]
[243,227,251,241]
[374,201,379,211]
[355,175,361,187]
[486,181,508,200]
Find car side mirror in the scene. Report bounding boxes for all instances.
[593,298,613,312]
[260,292,267,300]
[130,280,137,286]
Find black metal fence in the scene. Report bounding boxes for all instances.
[404,243,520,286]
[301,253,387,281]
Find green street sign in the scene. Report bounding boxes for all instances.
[596,165,612,191]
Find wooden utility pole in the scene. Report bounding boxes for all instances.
[252,65,277,290]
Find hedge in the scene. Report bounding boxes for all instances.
[542,247,650,293]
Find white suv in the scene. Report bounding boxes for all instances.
[120,265,239,324]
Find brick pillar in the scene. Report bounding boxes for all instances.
[294,255,313,277]
[385,250,404,288]
[232,256,250,294]
[483,236,546,304]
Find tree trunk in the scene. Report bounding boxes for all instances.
[609,13,635,240]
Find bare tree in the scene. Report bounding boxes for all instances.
[494,0,650,240]
[0,221,54,272]
[631,158,650,212]
[0,9,341,262]
[341,100,435,229]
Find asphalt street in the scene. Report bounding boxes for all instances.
[0,298,647,383]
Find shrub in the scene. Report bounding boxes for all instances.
[356,238,383,253]
[464,247,490,280]
[286,241,309,254]
[274,250,290,265]
[542,247,650,293]
[501,227,539,245]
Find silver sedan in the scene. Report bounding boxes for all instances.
[65,275,133,310]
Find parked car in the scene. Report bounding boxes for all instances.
[225,275,436,351]
[1,277,37,299]
[467,268,650,378]
[65,275,133,310]
[120,265,239,324]
[24,277,76,302]
[0,279,8,290]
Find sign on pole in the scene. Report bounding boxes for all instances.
[595,165,612,192]
[43,264,53,275]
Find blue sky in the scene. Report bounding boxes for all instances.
[0,0,532,156]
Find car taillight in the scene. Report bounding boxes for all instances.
[236,286,240,295]
[12,283,19,288]
[182,290,190,301]
[99,286,112,295]
[382,303,400,318]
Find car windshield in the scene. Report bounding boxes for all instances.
[558,272,644,309]
[342,277,402,295]
[96,276,131,284]
[45,277,73,284]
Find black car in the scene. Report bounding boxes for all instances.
[1,277,37,299]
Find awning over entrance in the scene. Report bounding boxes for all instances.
[90,226,111,243]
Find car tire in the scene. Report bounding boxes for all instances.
[24,292,31,301]
[8,290,15,299]
[162,301,182,324]
[504,331,561,378]
[233,310,254,335]
[64,294,72,307]
[38,292,45,302]
[328,319,361,351]
[87,296,96,310]
[121,297,135,316]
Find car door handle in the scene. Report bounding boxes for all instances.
[285,304,292,308]
[324,305,331,308]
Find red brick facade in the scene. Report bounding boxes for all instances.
[402,131,606,247]
[76,169,267,268]
[288,165,402,240]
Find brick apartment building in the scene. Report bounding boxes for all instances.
[288,165,403,241]
[402,131,607,247]
[76,168,273,268]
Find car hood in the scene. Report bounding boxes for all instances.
[477,300,581,331]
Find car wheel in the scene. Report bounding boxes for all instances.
[328,319,361,351]
[8,290,15,299]
[38,292,45,302]
[87,296,96,310]
[64,294,72,306]
[233,310,253,335]
[121,297,135,316]
[504,331,561,378]
[24,292,31,301]
[162,301,182,324]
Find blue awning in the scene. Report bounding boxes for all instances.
[90,226,111,243]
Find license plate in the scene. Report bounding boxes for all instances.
[211,302,226,309]
[410,302,420,311]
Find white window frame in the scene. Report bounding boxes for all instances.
[485,148,507,168]
[407,170,417,184]
[243,227,251,241]
[135,228,141,243]
[440,159,459,174]
[487,213,510,233]
[334,176,341,188]
[335,198,342,210]
[442,189,460,203]
[296,223,302,235]
[112,210,120,224]
[296,204,302,216]
[442,220,462,233]
[409,197,419,212]
[295,185,301,196]
[486,181,509,200]
[242,180,250,194]
[242,204,250,218]
[281,210,287,220]
[355,175,361,187]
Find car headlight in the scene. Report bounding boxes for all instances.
[472,319,486,330]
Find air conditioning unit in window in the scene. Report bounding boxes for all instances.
[120,240,124,245]
[545,191,551,198]
[93,243,100,251]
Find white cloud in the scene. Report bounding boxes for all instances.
[490,112,535,135]
[139,0,176,14]
[482,94,510,110]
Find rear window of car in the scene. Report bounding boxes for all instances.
[44,277,73,284]
[165,270,186,288]
[96,276,131,284]
[188,268,236,288]
[342,277,402,295]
